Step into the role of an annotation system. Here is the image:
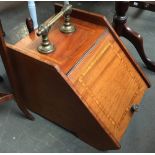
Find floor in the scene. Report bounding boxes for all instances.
[0,1,155,153]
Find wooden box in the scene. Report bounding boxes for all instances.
[0,4,150,150]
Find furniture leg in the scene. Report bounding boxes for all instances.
[0,93,13,105]
[0,26,34,120]
[15,101,34,120]
[0,20,14,105]
[0,19,5,37]
[113,1,155,71]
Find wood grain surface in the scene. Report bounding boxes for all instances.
[68,32,148,141]
[15,17,105,74]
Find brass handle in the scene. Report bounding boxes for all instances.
[37,4,72,37]
[36,4,75,54]
[131,104,139,112]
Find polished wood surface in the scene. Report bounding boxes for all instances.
[6,44,120,150]
[15,17,105,74]
[0,4,150,150]
[69,32,148,141]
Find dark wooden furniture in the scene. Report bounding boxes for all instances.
[0,19,5,81]
[0,4,150,150]
[0,24,34,120]
[0,19,5,37]
[0,19,13,104]
[113,1,155,72]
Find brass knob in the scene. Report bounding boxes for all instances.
[131,104,139,112]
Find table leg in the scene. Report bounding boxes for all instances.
[0,27,34,120]
[0,21,8,102]
[113,1,155,72]
[0,19,5,37]
[0,93,13,105]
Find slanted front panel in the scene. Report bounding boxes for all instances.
[68,32,148,141]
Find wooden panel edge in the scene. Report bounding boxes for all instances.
[54,3,106,27]
[6,43,59,69]
[102,16,151,88]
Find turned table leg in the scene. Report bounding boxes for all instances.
[113,1,155,72]
[0,20,4,82]
[0,19,5,37]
